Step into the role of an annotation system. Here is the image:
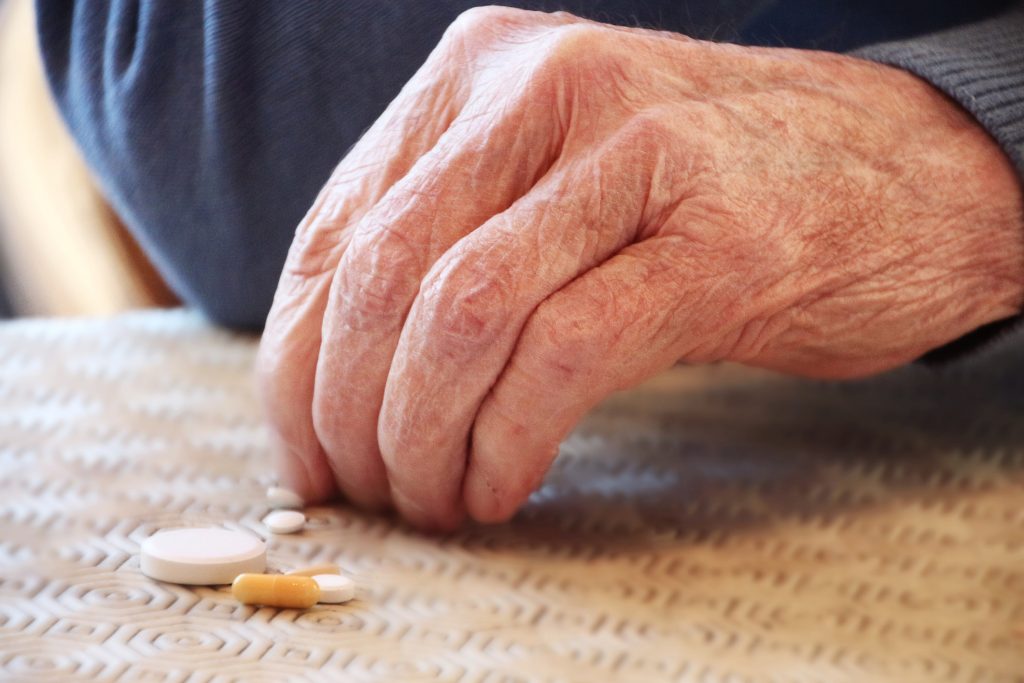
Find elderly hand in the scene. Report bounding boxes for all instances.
[257,7,1024,529]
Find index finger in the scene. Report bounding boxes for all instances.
[256,39,471,503]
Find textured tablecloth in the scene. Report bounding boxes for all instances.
[1,310,1022,683]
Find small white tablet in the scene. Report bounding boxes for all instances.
[264,510,306,534]
[140,527,266,585]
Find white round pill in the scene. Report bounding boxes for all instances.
[313,574,355,604]
[266,486,304,509]
[140,527,266,585]
[264,509,306,534]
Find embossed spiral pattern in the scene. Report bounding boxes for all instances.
[1,311,1022,682]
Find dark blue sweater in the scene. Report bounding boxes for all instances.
[35,1,1024,352]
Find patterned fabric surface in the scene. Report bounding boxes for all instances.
[0,310,1022,683]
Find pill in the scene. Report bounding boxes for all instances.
[140,527,266,585]
[232,573,320,609]
[263,509,306,534]
[287,562,340,577]
[313,574,355,604]
[266,486,304,509]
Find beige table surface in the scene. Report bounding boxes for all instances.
[0,310,1022,683]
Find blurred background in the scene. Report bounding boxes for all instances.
[0,0,176,321]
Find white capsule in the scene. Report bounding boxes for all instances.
[313,574,355,604]
[266,486,304,509]
[264,509,306,534]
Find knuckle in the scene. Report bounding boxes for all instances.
[541,23,612,73]
[519,304,593,385]
[448,5,526,39]
[335,225,421,330]
[420,257,510,356]
[549,22,606,56]
[282,193,349,282]
[515,23,624,108]
[613,107,678,153]
[338,267,406,327]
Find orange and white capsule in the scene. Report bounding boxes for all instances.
[232,573,320,608]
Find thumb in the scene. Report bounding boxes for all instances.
[463,236,741,523]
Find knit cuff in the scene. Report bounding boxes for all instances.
[851,3,1024,180]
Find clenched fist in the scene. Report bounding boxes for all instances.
[257,7,1024,530]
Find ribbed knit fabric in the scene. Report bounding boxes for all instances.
[853,2,1024,184]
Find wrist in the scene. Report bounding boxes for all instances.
[741,55,1024,375]
[856,58,1024,354]
[917,74,1024,347]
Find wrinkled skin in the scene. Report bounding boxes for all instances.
[257,7,1024,530]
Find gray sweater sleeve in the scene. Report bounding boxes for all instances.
[852,2,1024,363]
[853,2,1024,179]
